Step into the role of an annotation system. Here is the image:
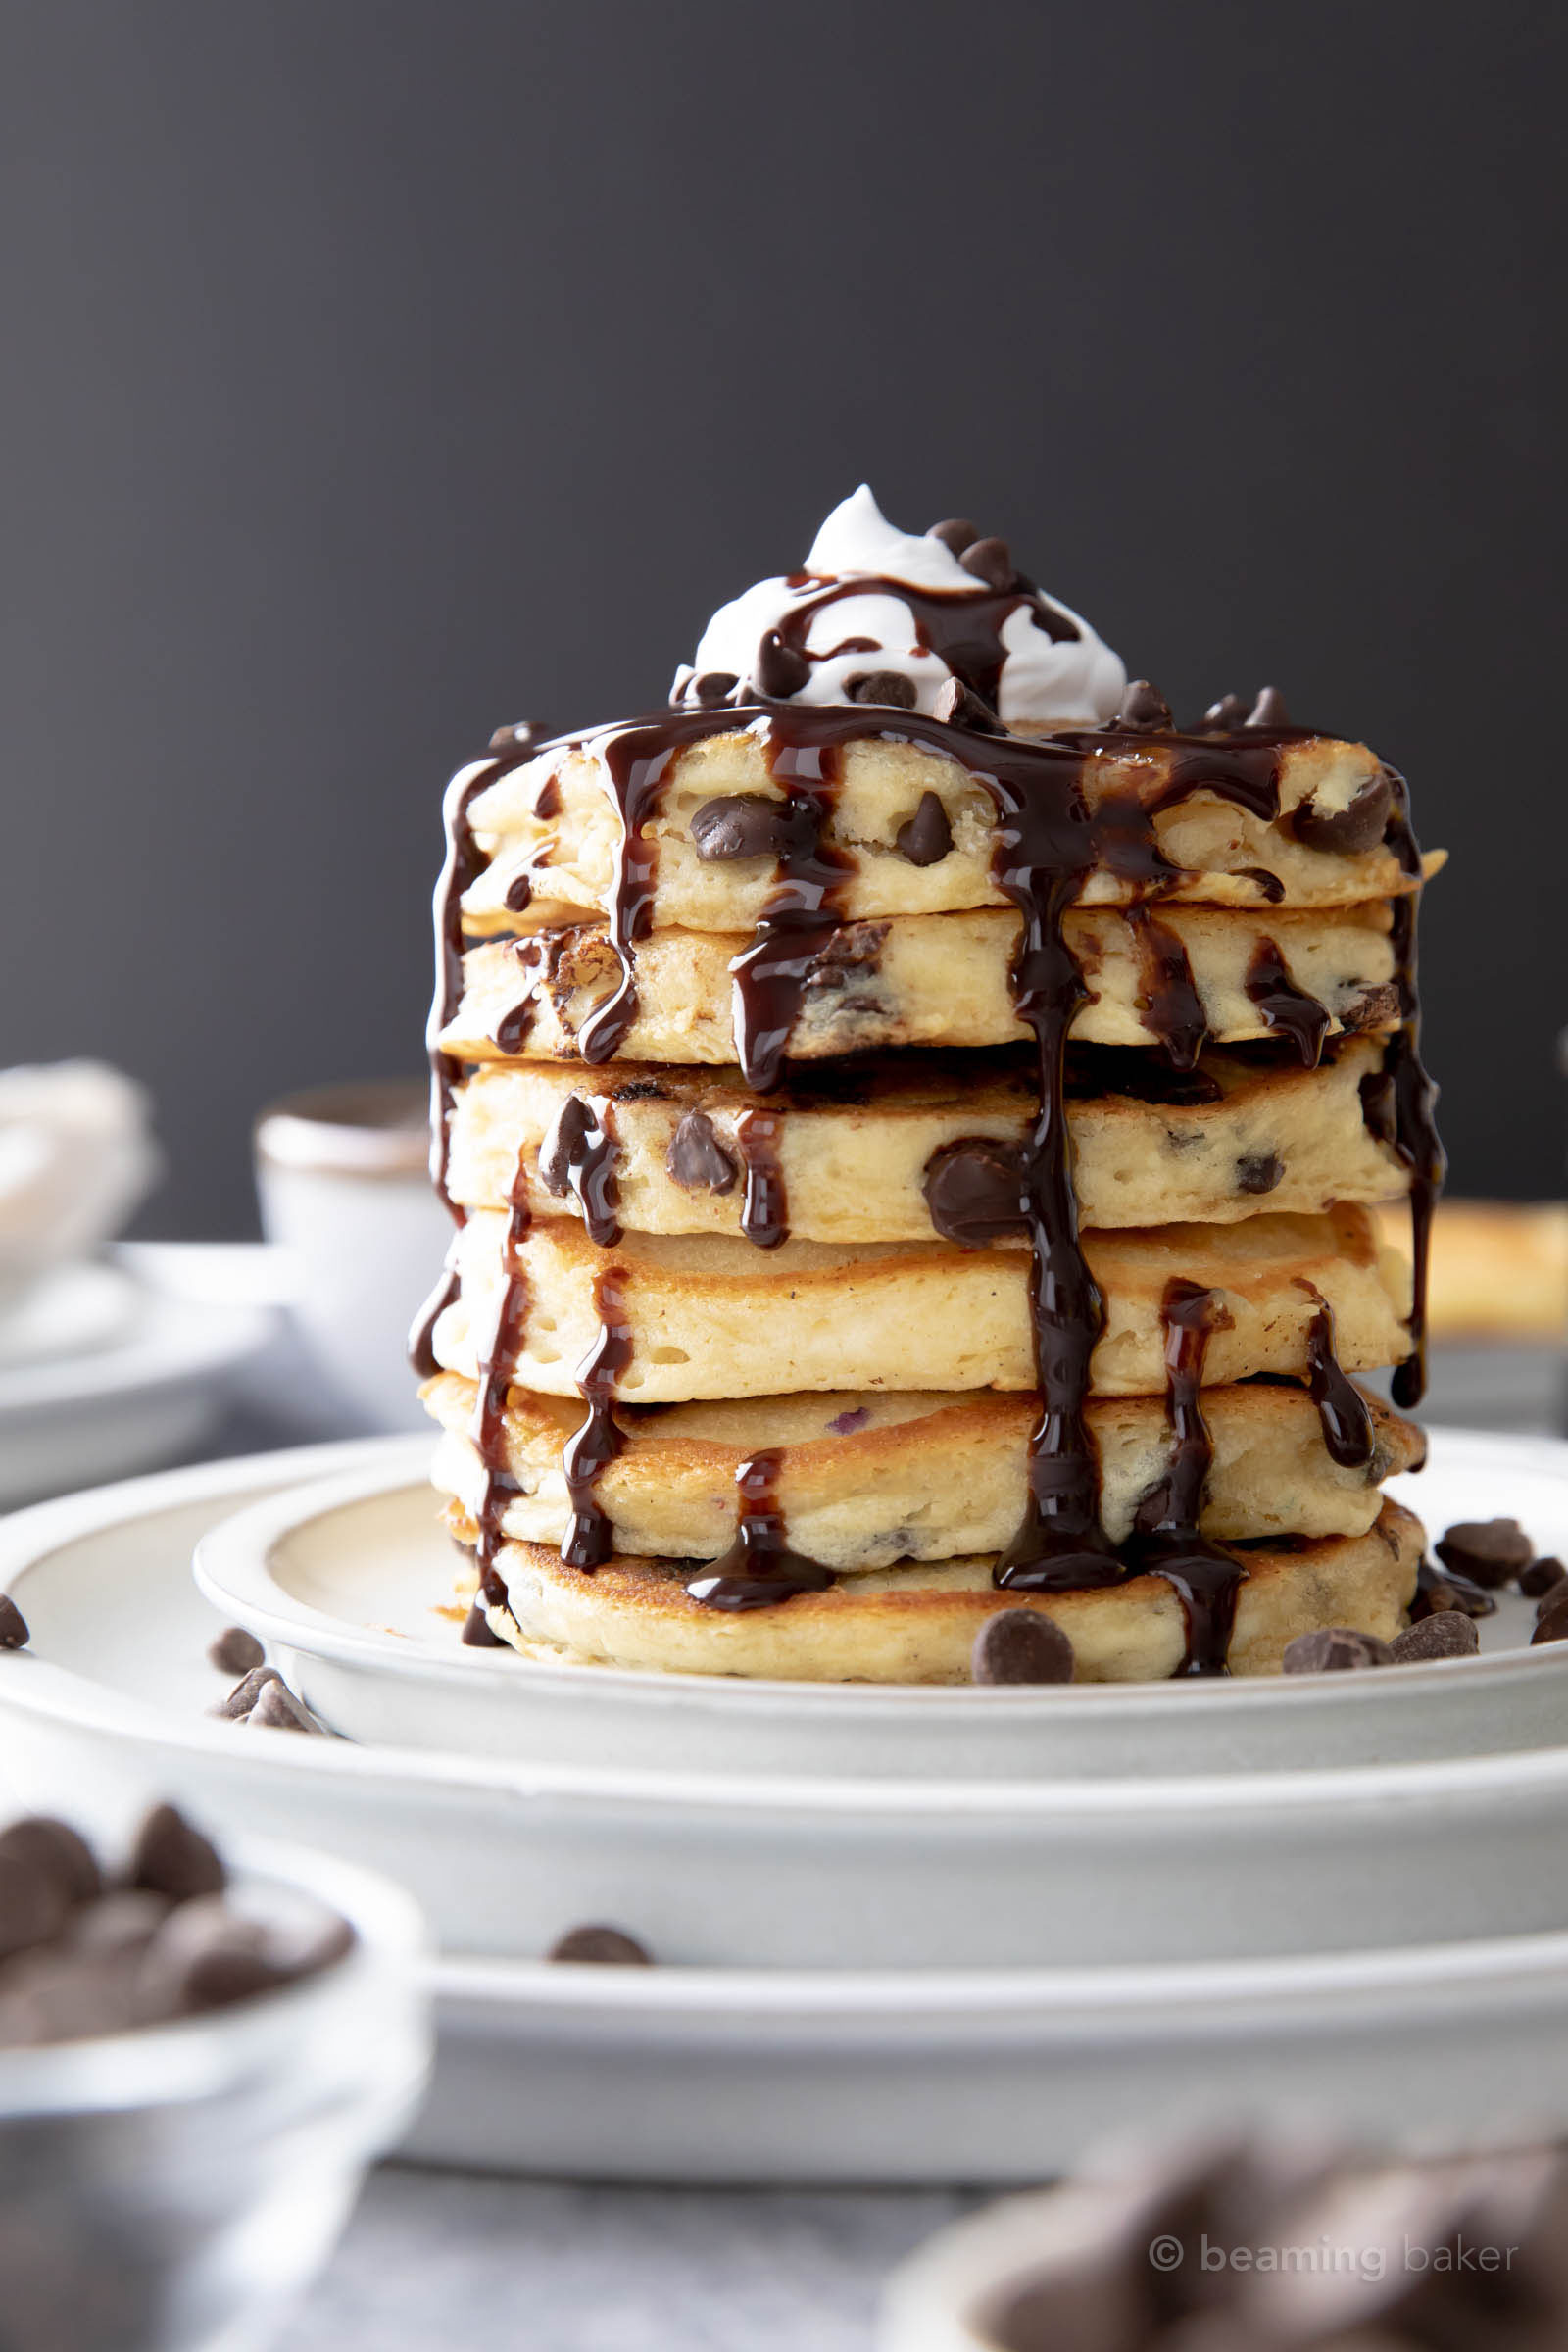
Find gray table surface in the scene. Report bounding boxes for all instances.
[179,1308,1568,2347]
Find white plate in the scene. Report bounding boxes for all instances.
[0,1274,275,1508]
[418,1932,1568,2183]
[191,1430,1568,1780]
[8,1446,1568,1973]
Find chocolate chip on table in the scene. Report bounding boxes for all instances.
[1112,679,1174,732]
[846,669,918,710]
[1532,1593,1568,1646]
[0,1817,102,1905]
[932,677,1005,735]
[958,535,1016,589]
[246,1679,321,1733]
[1390,1612,1481,1663]
[548,1924,653,1965]
[1291,770,1393,857]
[134,1896,285,2018]
[926,516,981,555]
[1235,1151,1284,1196]
[972,1609,1075,1685]
[1246,685,1291,728]
[210,1664,282,1720]
[1281,1627,1393,1674]
[1434,1518,1535,1588]
[207,1626,265,1677]
[1414,1570,1496,1620]
[130,1805,226,1901]
[666,1108,739,1194]
[1521,1556,1567,1598]
[752,629,811,699]
[0,1593,29,1649]
[895,791,954,867]
[1199,693,1250,732]
[0,1849,74,1962]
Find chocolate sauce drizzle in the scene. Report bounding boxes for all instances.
[464,1163,533,1633]
[425,695,1441,1642]
[768,571,1079,712]
[1297,1279,1376,1469]
[1121,1280,1246,1677]
[684,1451,838,1611]
[734,1107,789,1248]
[539,1095,621,1246]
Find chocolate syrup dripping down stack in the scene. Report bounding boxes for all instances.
[413,521,1441,1683]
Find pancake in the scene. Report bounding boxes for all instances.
[445,1499,1425,1684]
[441,902,1401,1069]
[424,1373,1426,1566]
[461,725,1414,929]
[430,1205,1411,1402]
[445,1036,1408,1241]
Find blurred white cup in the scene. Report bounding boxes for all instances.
[254,1080,449,1433]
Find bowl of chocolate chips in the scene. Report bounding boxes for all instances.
[0,1803,429,2352]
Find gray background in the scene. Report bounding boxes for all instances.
[2,0,1562,1236]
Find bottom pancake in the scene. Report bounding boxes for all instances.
[445,1499,1423,1684]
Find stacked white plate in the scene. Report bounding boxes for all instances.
[2,1429,1567,2180]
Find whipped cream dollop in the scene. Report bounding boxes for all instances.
[0,1061,160,1298]
[677,486,1126,727]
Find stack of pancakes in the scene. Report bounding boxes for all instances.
[415,540,1441,1684]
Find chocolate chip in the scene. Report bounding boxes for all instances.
[691,670,739,707]
[1414,1571,1496,1620]
[539,1095,593,1195]
[247,1680,321,1733]
[1199,693,1250,732]
[972,1610,1075,1684]
[1390,1612,1481,1663]
[134,1896,283,2018]
[207,1627,264,1677]
[461,1600,507,1647]
[505,872,533,913]
[1246,685,1291,728]
[611,1078,667,1102]
[924,1137,1028,1245]
[0,1594,28,1649]
[753,630,811,699]
[1281,1627,1393,1673]
[895,791,954,867]
[927,517,981,555]
[958,535,1016,590]
[547,1924,653,1965]
[0,1818,101,1906]
[689,792,808,861]
[1531,1592,1568,1645]
[1291,771,1393,857]
[1435,1519,1535,1588]
[488,721,538,753]
[846,669,918,709]
[65,1889,171,1956]
[0,1851,74,1962]
[829,1406,870,1434]
[932,677,1005,734]
[666,1108,739,1194]
[1235,1152,1284,1196]
[1113,680,1174,732]
[1521,1556,1567,1598]
[130,1805,226,1901]
[209,1665,281,1721]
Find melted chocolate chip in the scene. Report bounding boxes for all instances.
[1282,1626,1392,1673]
[923,1136,1028,1244]
[971,1609,1074,1685]
[846,669,917,709]
[959,535,1016,589]
[1291,770,1393,856]
[1235,1151,1284,1195]
[691,670,739,707]
[0,1593,29,1649]
[1390,1612,1480,1663]
[895,790,954,866]
[1434,1518,1535,1588]
[1241,865,1285,903]
[926,517,981,554]
[932,677,1006,733]
[666,1108,739,1194]
[753,629,811,699]
[538,1095,621,1246]
[611,1077,666,1102]
[1113,679,1174,731]
[829,1406,870,1434]
[690,793,812,862]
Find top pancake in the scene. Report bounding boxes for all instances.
[462,724,1412,931]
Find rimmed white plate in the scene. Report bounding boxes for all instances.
[8,1446,1568,1972]
[0,1273,275,1508]
[418,1930,1568,2182]
[191,1430,1568,1780]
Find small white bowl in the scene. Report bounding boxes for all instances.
[0,1835,431,2352]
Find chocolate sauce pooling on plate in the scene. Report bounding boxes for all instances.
[684,1452,837,1611]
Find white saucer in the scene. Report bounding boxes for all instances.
[0,1267,275,1508]
[191,1430,1568,1780]
[8,1446,1568,1976]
